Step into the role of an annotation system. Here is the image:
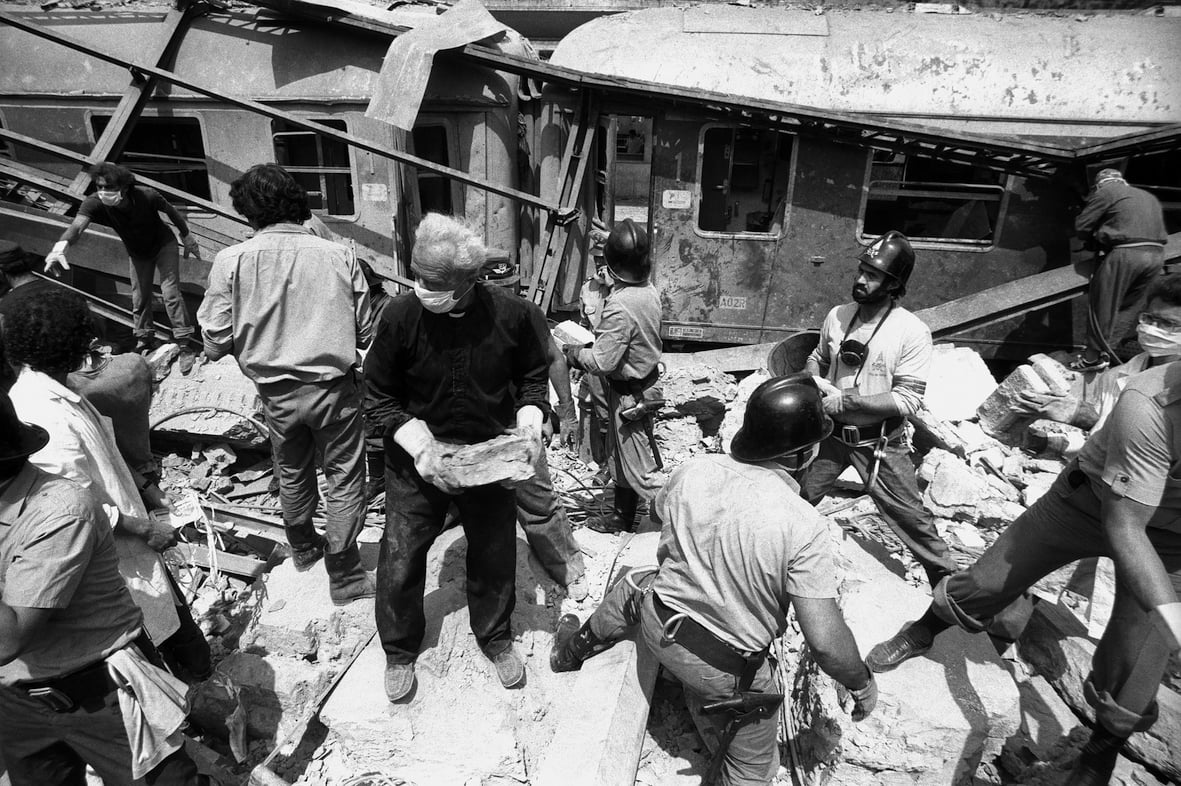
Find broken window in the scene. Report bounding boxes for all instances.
[862,151,1005,246]
[1124,149,1181,235]
[272,118,355,217]
[90,115,211,200]
[697,126,793,235]
[412,124,453,216]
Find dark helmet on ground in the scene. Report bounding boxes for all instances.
[604,218,651,284]
[858,230,915,296]
[730,373,833,463]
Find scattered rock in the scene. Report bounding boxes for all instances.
[919,448,1025,527]
[438,433,536,487]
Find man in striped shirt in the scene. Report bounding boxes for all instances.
[801,231,956,586]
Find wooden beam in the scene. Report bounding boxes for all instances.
[174,542,269,579]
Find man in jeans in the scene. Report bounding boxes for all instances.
[198,163,374,606]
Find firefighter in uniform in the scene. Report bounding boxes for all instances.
[801,231,957,586]
[563,219,663,533]
[549,375,877,786]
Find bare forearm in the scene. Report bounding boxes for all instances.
[0,601,20,664]
[836,391,904,418]
[1104,495,1178,610]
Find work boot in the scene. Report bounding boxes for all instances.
[176,339,201,375]
[385,662,415,702]
[549,613,611,672]
[325,545,377,606]
[134,335,159,354]
[1064,727,1126,786]
[865,621,934,673]
[564,574,589,602]
[585,486,639,534]
[290,533,327,572]
[490,645,526,689]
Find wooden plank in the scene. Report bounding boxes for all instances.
[174,542,268,579]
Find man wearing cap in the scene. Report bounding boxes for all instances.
[1072,168,1167,371]
[563,218,664,533]
[198,163,375,608]
[801,231,956,587]
[0,240,56,325]
[364,212,551,701]
[549,375,876,785]
[0,392,202,785]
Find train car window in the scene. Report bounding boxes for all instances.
[90,116,211,200]
[272,119,355,217]
[862,151,1005,246]
[412,125,452,215]
[1125,149,1181,235]
[697,127,793,235]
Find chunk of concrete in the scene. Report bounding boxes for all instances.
[924,344,998,422]
[919,448,1025,527]
[150,355,264,444]
[1028,353,1076,397]
[793,532,1021,785]
[437,433,536,488]
[977,365,1049,439]
[720,370,770,454]
[191,651,333,741]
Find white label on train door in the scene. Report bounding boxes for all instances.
[667,325,704,339]
[362,183,389,202]
[662,189,692,209]
[718,295,747,310]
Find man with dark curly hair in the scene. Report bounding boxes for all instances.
[5,290,211,681]
[45,162,203,373]
[198,163,375,606]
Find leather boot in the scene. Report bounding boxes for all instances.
[324,545,376,607]
[586,486,639,534]
[1065,726,1126,786]
[550,614,612,672]
[365,449,385,503]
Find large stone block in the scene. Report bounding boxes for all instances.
[437,433,536,488]
[191,651,332,741]
[977,365,1049,438]
[925,344,998,422]
[919,448,1025,527]
[793,533,1021,785]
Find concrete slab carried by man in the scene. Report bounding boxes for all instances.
[198,163,375,607]
[801,230,957,587]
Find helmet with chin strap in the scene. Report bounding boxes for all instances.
[857,230,915,297]
[604,218,651,284]
[729,373,833,463]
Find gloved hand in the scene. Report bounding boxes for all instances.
[121,512,180,552]
[541,413,556,446]
[1013,390,1085,425]
[1150,602,1181,655]
[822,393,845,416]
[556,399,579,451]
[181,234,202,260]
[813,376,841,399]
[394,418,458,493]
[843,670,878,722]
[44,240,70,276]
[513,405,544,466]
[563,343,586,371]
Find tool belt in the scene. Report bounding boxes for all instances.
[652,593,767,679]
[606,367,660,400]
[17,632,157,713]
[834,416,906,448]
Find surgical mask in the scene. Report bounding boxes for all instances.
[97,190,122,207]
[784,443,821,474]
[414,280,472,314]
[1137,322,1181,358]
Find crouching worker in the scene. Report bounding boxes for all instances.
[550,375,877,785]
[867,360,1181,786]
[0,393,203,785]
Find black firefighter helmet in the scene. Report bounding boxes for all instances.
[604,218,651,284]
[729,373,833,463]
[858,230,915,296]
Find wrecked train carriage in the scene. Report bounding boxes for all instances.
[542,7,1181,357]
[0,5,531,311]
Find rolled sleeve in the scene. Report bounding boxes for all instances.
[1098,387,1171,505]
[785,516,839,599]
[890,322,932,416]
[4,510,97,610]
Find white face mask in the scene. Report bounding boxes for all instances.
[97,190,122,207]
[784,442,821,474]
[414,280,472,314]
[1137,323,1181,358]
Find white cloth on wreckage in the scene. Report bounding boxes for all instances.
[9,367,181,642]
[106,646,190,779]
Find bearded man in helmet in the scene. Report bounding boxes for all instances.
[548,374,876,785]
[801,231,957,587]
[563,218,664,533]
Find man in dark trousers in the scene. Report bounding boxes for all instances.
[801,231,956,587]
[0,392,203,785]
[45,162,203,373]
[364,212,551,702]
[1072,167,1167,371]
[549,376,876,786]
[564,218,664,533]
[867,358,1181,786]
[198,163,374,607]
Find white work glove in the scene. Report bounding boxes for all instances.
[512,405,544,466]
[841,669,878,722]
[181,234,202,261]
[1150,602,1181,655]
[45,240,70,276]
[394,418,457,494]
[813,376,840,399]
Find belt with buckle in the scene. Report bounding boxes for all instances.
[836,416,905,447]
[18,632,156,713]
[652,593,765,676]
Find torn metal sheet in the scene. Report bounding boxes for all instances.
[367,0,507,131]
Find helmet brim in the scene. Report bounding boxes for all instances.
[729,417,833,464]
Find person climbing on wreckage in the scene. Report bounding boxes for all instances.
[549,374,877,786]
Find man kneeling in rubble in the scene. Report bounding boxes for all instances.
[549,375,876,785]
[867,337,1181,783]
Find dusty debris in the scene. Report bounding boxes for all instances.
[437,432,536,487]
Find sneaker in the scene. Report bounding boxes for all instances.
[865,621,935,673]
[385,662,415,702]
[564,575,589,602]
[490,645,525,689]
[290,535,326,572]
